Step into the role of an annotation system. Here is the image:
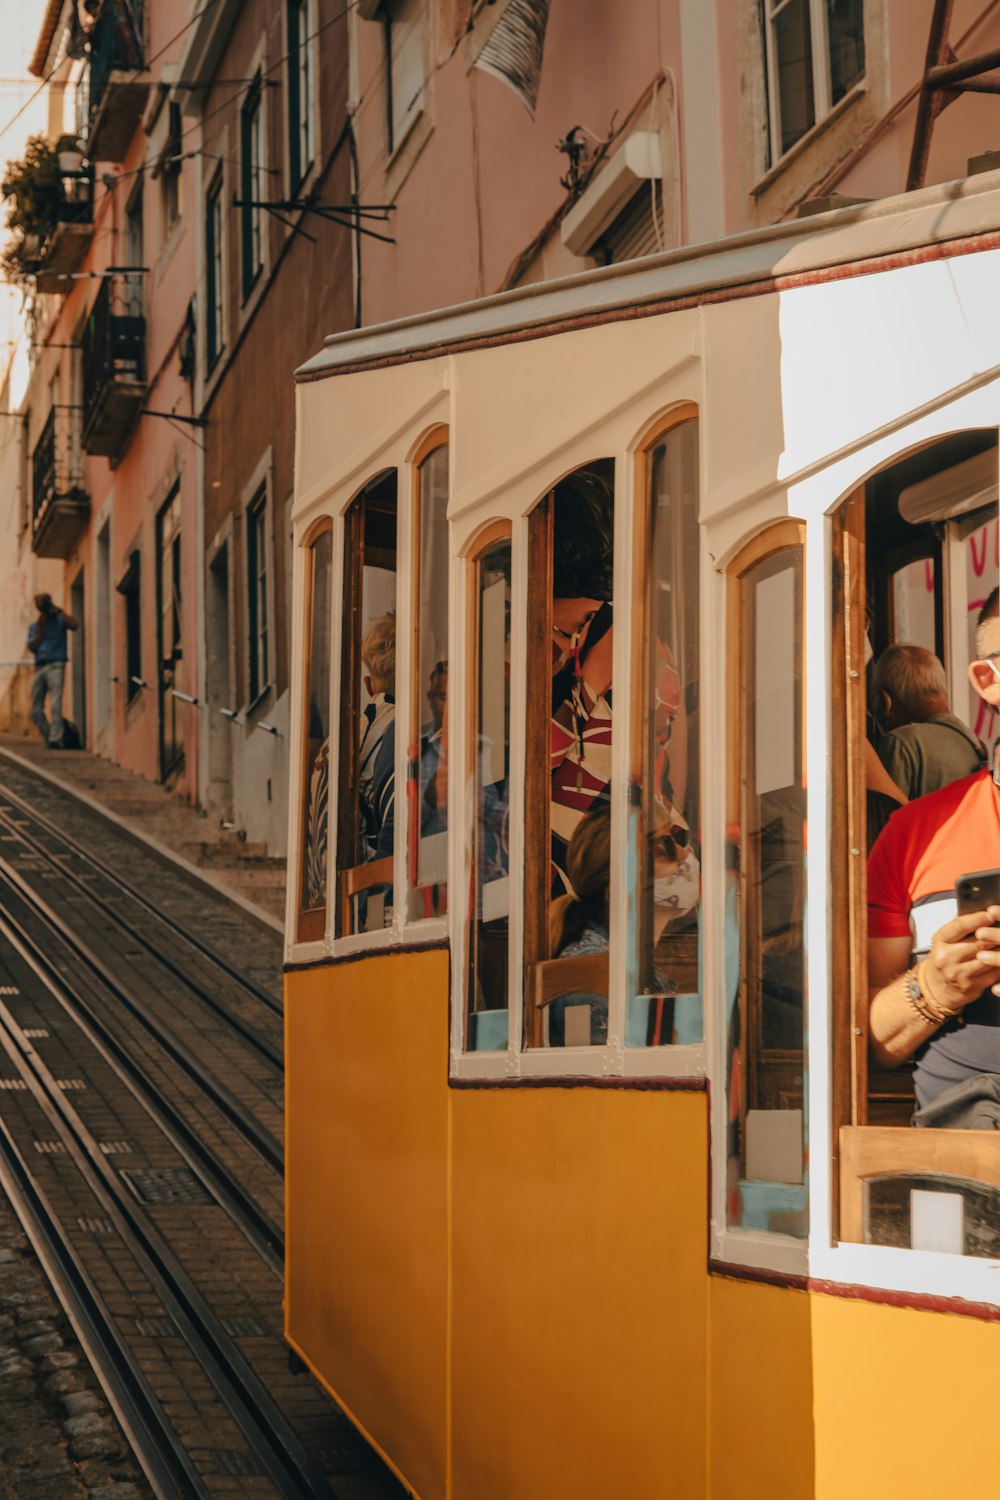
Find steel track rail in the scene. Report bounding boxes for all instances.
[0,765,281,1014]
[0,802,282,1069]
[0,854,283,1176]
[0,999,329,1499]
[0,1112,208,1500]
[0,903,283,1272]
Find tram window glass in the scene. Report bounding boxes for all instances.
[631,419,700,1048]
[336,471,398,939]
[408,440,449,922]
[727,525,807,1239]
[466,527,512,1052]
[834,435,1000,1261]
[525,462,615,1050]
[298,523,332,942]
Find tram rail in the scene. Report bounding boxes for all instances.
[0,987,330,1499]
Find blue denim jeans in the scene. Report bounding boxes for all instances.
[31,662,66,746]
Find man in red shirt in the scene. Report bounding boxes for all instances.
[868,588,1000,1117]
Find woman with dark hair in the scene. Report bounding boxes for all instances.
[549,467,689,895]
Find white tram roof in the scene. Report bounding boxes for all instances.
[297,170,1000,383]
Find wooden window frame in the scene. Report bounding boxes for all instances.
[408,427,450,923]
[205,171,224,371]
[725,518,808,1229]
[630,404,700,1033]
[334,471,398,941]
[246,486,270,705]
[464,518,514,1050]
[240,73,265,303]
[297,516,333,943]
[762,0,864,164]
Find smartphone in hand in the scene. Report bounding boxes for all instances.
[956,869,1000,926]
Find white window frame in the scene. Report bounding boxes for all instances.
[241,449,275,711]
[762,0,864,165]
[287,0,317,191]
[205,168,226,371]
[383,0,426,159]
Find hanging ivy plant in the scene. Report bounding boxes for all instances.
[1,136,63,286]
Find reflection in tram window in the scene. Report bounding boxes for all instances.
[728,527,807,1239]
[630,418,701,1047]
[525,464,615,1047]
[409,440,449,921]
[298,523,333,942]
[466,529,512,1052]
[336,471,397,938]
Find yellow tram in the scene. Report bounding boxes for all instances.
[284,170,1000,1499]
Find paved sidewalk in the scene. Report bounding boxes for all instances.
[0,735,286,928]
[0,1196,151,1500]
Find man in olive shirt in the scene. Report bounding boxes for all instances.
[871,642,986,801]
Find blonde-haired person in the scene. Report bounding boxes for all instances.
[358,612,396,857]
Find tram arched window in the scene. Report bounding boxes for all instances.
[297,520,333,942]
[630,414,701,1048]
[727,522,807,1239]
[466,524,512,1052]
[336,470,398,938]
[524,461,616,1050]
[408,435,449,921]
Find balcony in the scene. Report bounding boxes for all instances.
[34,169,94,294]
[32,406,90,558]
[82,271,146,457]
[85,0,148,163]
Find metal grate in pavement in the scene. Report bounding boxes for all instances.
[221,1316,267,1338]
[99,1140,132,1155]
[134,1316,176,1338]
[213,1451,266,1477]
[22,1029,49,1038]
[0,1079,27,1090]
[77,1217,115,1234]
[33,1140,65,1154]
[120,1168,213,1205]
[55,1079,86,1090]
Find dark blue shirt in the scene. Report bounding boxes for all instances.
[28,611,70,666]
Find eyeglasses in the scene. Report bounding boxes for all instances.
[985,649,1000,682]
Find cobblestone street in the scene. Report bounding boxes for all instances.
[0,1192,150,1499]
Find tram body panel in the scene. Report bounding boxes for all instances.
[284,950,450,1500]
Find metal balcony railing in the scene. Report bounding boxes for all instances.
[82,271,146,455]
[31,404,89,557]
[87,0,144,136]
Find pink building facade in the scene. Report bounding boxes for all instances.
[5,0,1000,856]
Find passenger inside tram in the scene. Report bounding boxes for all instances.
[871,642,986,800]
[868,589,1000,1127]
[358,612,396,859]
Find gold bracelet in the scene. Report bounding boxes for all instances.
[916,960,964,1022]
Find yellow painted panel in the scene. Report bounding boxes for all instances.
[450,1086,710,1500]
[810,1290,1000,1500]
[708,1276,815,1500]
[285,949,450,1500]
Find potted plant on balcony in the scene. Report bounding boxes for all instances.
[56,134,85,175]
[1,136,63,287]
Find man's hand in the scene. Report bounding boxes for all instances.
[926,905,1000,1008]
[581,625,613,698]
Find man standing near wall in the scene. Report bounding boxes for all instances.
[27,593,78,749]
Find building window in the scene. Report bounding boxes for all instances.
[287,0,314,191]
[160,101,182,236]
[726,521,807,1239]
[240,74,265,299]
[335,472,398,938]
[205,172,224,369]
[299,520,333,942]
[762,0,864,161]
[246,488,270,703]
[117,548,142,705]
[383,0,424,156]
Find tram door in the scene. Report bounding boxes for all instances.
[157,487,184,780]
